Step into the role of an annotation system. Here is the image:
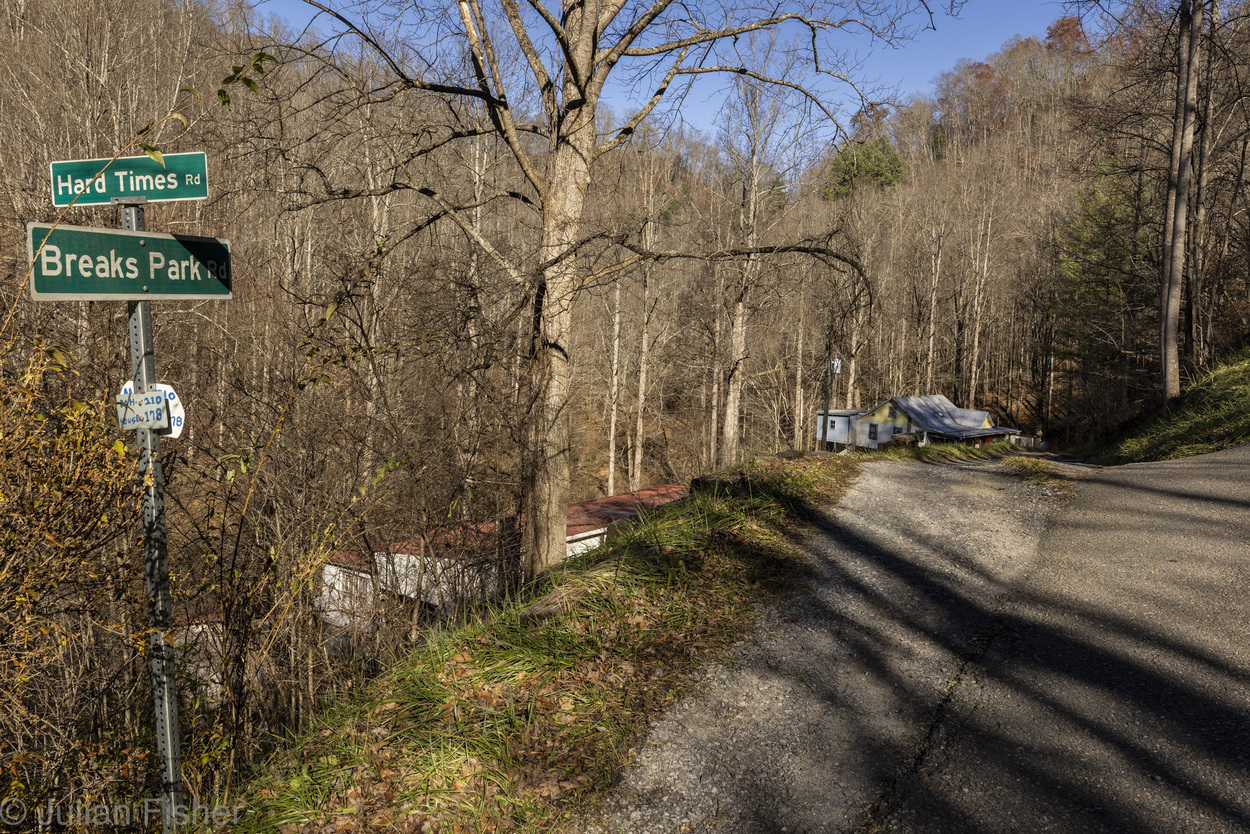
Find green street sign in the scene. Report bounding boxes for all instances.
[28,223,232,301]
[50,152,209,207]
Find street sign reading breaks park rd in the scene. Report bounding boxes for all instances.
[50,152,208,207]
[28,223,232,301]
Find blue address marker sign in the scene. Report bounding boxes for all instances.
[28,223,232,301]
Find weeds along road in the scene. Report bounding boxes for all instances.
[586,447,1250,834]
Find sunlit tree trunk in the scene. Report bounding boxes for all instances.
[967,208,991,407]
[1186,0,1219,368]
[792,287,804,450]
[925,226,944,394]
[606,279,622,495]
[1161,0,1202,407]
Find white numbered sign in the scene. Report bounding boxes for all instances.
[117,385,169,431]
[118,381,186,438]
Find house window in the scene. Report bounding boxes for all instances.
[893,425,904,435]
[868,423,878,441]
[888,404,897,419]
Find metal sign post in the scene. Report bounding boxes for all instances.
[34,151,223,832]
[121,201,183,833]
[820,331,832,450]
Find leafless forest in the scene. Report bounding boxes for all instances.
[1,0,1247,810]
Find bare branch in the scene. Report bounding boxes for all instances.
[598,49,689,155]
[415,186,526,284]
[616,14,838,58]
[674,64,847,129]
[300,0,502,104]
[618,240,865,277]
[458,0,550,199]
[500,0,560,119]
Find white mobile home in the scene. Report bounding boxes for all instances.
[318,485,689,629]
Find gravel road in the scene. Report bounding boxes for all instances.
[582,450,1250,834]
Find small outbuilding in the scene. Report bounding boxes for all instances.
[814,409,864,448]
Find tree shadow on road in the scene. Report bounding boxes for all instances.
[749,465,1250,834]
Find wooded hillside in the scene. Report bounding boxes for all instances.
[2,0,1247,812]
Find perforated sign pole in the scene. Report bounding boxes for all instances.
[121,201,183,832]
[821,330,832,450]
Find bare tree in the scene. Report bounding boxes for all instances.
[716,33,822,466]
[1077,0,1220,406]
[285,0,959,574]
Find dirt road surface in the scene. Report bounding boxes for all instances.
[586,447,1250,833]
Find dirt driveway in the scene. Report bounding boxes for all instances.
[585,449,1250,834]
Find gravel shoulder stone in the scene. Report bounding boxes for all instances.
[582,458,1063,834]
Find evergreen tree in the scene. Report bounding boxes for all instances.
[824,137,905,198]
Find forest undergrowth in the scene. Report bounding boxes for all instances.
[1090,344,1250,464]
[232,456,857,834]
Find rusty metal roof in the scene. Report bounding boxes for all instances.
[327,484,688,568]
[566,484,688,535]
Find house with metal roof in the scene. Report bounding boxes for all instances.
[854,394,1019,449]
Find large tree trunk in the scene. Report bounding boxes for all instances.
[1187,0,1219,368]
[720,283,748,467]
[721,173,759,468]
[606,279,622,495]
[708,265,724,469]
[521,90,595,578]
[1161,0,1202,407]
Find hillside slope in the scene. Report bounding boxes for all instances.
[1094,345,1250,464]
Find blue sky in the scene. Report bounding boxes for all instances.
[257,0,1072,131]
[863,0,1071,98]
[617,0,1074,135]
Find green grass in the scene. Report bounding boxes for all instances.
[863,439,1017,463]
[1093,344,1250,464]
[1002,455,1074,494]
[228,455,857,834]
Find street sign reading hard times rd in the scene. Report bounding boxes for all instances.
[28,223,231,300]
[50,152,208,207]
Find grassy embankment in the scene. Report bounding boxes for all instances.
[231,434,1090,833]
[1091,344,1250,464]
[869,439,1016,463]
[232,455,857,834]
[869,438,1071,489]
